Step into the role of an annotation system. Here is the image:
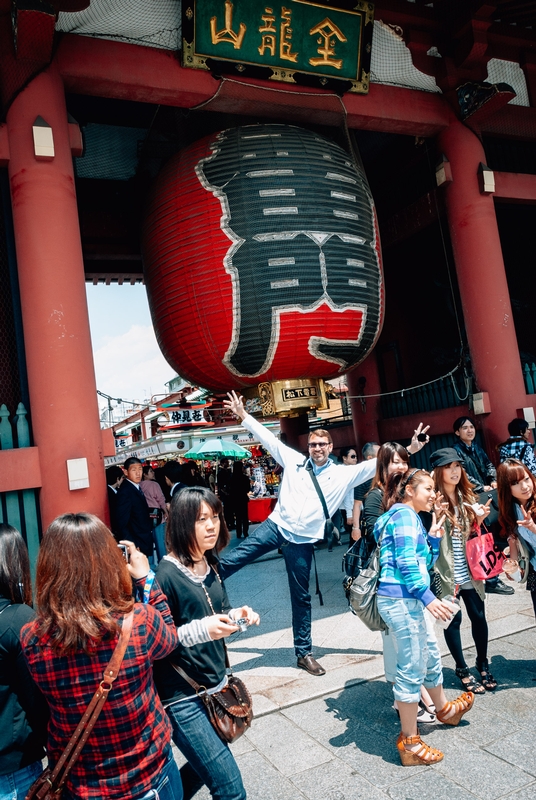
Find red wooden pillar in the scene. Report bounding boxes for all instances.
[438,120,527,449]
[347,355,382,452]
[6,67,107,529]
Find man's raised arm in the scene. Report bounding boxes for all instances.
[223,391,299,468]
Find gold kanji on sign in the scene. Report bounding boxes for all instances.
[309,17,347,69]
[210,0,246,49]
[258,5,276,55]
[280,7,298,63]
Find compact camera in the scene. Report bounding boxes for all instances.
[117,544,129,562]
[234,617,249,634]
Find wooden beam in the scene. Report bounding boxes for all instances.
[494,170,536,201]
[54,35,451,137]
[0,447,42,492]
[479,104,536,140]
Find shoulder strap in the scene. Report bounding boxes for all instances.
[49,610,135,792]
[171,639,232,692]
[374,505,399,545]
[170,662,206,693]
[305,461,330,520]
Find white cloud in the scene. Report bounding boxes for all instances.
[93,324,175,406]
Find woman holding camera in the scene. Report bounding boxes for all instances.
[430,448,496,693]
[497,458,536,618]
[21,513,182,800]
[154,487,260,800]
[376,469,474,766]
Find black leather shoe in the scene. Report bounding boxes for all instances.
[485,578,514,595]
[297,654,326,676]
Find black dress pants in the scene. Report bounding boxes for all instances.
[443,586,489,669]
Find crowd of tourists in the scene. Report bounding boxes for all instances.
[1,401,534,797]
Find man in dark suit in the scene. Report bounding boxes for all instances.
[115,457,153,557]
[217,458,234,529]
[163,461,187,500]
[105,465,124,539]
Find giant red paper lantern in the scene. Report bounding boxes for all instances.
[143,124,384,393]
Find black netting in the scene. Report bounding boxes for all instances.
[75,123,148,180]
[56,0,181,49]
[371,20,441,93]
[486,58,529,106]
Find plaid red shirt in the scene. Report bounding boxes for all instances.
[21,580,178,799]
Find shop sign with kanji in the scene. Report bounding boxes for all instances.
[158,406,214,430]
[182,0,374,94]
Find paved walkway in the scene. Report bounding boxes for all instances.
[175,530,536,799]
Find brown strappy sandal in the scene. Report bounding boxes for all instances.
[396,732,444,766]
[436,691,475,726]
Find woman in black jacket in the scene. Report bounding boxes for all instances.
[0,523,48,798]
[154,487,259,800]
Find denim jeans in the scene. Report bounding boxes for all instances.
[153,522,167,562]
[0,761,43,800]
[219,517,314,657]
[382,605,438,684]
[137,748,182,800]
[377,596,443,704]
[166,697,246,800]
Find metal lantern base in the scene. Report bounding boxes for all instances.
[253,378,328,417]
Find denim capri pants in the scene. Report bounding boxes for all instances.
[377,596,443,704]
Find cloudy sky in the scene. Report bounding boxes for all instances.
[85,284,176,412]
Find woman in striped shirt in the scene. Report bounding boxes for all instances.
[430,447,497,693]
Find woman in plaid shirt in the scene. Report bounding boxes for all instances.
[21,513,183,800]
[375,469,474,766]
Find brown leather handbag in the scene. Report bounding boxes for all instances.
[172,650,253,744]
[25,611,134,800]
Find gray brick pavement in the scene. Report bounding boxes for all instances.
[173,530,536,799]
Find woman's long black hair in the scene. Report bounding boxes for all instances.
[0,523,32,605]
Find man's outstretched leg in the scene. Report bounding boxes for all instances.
[281,541,325,676]
[219,518,280,580]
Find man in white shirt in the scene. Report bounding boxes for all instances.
[220,391,377,676]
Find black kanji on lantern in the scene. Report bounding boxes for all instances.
[196,124,382,377]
